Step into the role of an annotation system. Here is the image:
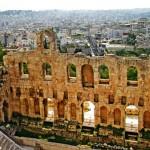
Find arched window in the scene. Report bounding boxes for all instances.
[99,65,109,79]
[68,64,76,81]
[81,64,94,88]
[98,65,109,84]
[143,111,150,128]
[114,108,121,125]
[100,106,107,124]
[22,63,29,74]
[127,66,138,86]
[34,98,40,115]
[43,35,50,49]
[70,103,76,120]
[58,101,64,118]
[19,62,29,78]
[42,63,52,80]
[43,63,51,75]
[127,66,138,81]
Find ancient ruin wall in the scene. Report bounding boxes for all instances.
[2,29,150,130]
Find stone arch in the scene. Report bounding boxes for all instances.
[43,34,50,49]
[81,64,94,88]
[58,101,64,118]
[100,106,107,124]
[46,98,55,121]
[82,101,95,127]
[127,66,138,81]
[70,103,76,120]
[98,64,109,79]
[114,108,121,125]
[34,98,40,115]
[125,105,139,133]
[143,111,150,128]
[67,64,76,79]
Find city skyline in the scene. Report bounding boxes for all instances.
[0,0,150,11]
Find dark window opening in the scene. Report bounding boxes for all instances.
[39,89,44,97]
[53,90,57,99]
[121,96,126,105]
[16,87,21,97]
[63,91,68,100]
[29,88,35,97]
[108,95,114,104]
[94,94,99,102]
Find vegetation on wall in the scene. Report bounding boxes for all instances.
[0,41,6,63]
[15,128,78,146]
[99,65,109,79]
[68,64,76,77]
[12,112,42,125]
[140,128,150,139]
[95,124,124,137]
[23,63,29,74]
[127,66,138,81]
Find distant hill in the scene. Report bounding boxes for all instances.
[0,9,150,26]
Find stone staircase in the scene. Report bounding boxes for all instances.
[0,129,26,150]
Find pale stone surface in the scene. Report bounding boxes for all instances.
[16,137,81,150]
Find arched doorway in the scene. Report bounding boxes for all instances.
[125,105,139,140]
[23,98,29,115]
[34,98,40,115]
[114,108,121,125]
[81,65,94,88]
[58,101,64,118]
[82,101,95,127]
[100,106,107,123]
[100,106,107,124]
[47,98,55,121]
[143,111,150,128]
[70,103,76,120]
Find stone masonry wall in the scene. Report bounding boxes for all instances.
[2,29,150,131]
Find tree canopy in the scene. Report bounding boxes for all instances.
[126,33,136,46]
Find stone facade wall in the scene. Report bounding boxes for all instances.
[1,29,150,131]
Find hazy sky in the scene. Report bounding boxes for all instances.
[0,0,150,10]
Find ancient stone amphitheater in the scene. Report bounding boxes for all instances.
[0,29,150,142]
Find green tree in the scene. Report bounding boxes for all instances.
[126,33,136,46]
[0,41,6,63]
